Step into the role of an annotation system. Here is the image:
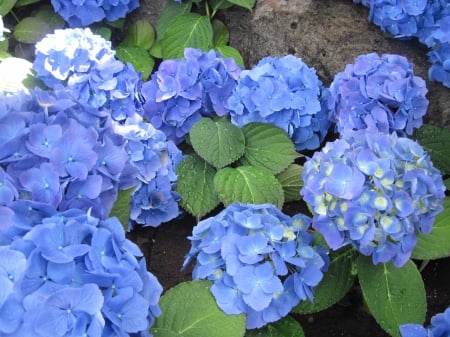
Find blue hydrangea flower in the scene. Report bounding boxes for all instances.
[33,28,143,121]
[183,203,329,329]
[228,55,331,151]
[329,53,429,136]
[428,42,450,88]
[141,48,242,144]
[50,0,139,27]
[0,209,163,336]
[400,307,450,337]
[301,129,445,267]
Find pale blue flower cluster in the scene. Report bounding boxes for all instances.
[301,129,445,267]
[354,0,450,87]
[329,53,428,136]
[183,203,329,329]
[33,28,142,121]
[400,307,450,337]
[228,55,332,151]
[50,0,139,27]
[0,208,162,337]
[141,48,242,144]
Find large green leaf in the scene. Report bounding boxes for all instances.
[152,280,246,337]
[33,7,65,30]
[0,0,16,15]
[245,316,305,337]
[413,124,450,175]
[214,45,244,68]
[115,46,154,80]
[276,164,303,202]
[226,0,255,10]
[412,197,450,260]
[357,256,426,337]
[214,166,284,208]
[176,155,220,218]
[109,187,134,230]
[294,246,357,314]
[156,0,192,39]
[190,117,245,169]
[121,19,155,50]
[160,13,213,59]
[212,18,229,46]
[13,17,50,43]
[240,123,298,175]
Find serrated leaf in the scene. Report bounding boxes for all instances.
[190,117,245,169]
[276,164,303,202]
[0,0,16,15]
[226,0,255,10]
[412,197,450,260]
[214,166,284,208]
[214,45,244,68]
[0,57,42,92]
[157,0,192,40]
[413,124,450,175]
[176,155,220,218]
[110,187,134,230]
[240,123,298,175]
[152,280,246,337]
[115,46,154,81]
[357,256,426,337]
[212,18,229,46]
[13,17,50,43]
[121,19,155,50]
[294,246,357,314]
[160,13,213,59]
[245,316,305,337]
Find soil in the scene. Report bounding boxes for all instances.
[127,203,450,337]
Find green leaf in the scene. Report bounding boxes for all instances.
[294,246,357,314]
[240,123,298,175]
[109,187,134,230]
[151,280,246,337]
[413,124,450,175]
[357,256,426,337]
[176,155,220,218]
[149,40,162,58]
[214,166,284,208]
[212,18,229,46]
[226,0,255,10]
[0,57,42,92]
[209,0,235,13]
[445,178,450,191]
[190,117,245,169]
[0,0,17,15]
[34,7,65,30]
[412,197,450,260]
[214,45,244,68]
[160,13,213,59]
[121,19,155,50]
[276,164,303,202]
[13,17,50,44]
[245,316,305,337]
[90,25,112,41]
[115,46,154,80]
[14,0,39,7]
[157,0,192,40]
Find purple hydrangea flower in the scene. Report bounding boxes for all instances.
[141,48,242,144]
[0,209,162,336]
[301,129,445,267]
[33,28,143,121]
[228,55,331,151]
[329,53,429,136]
[183,203,329,329]
[50,0,139,27]
[400,307,450,337]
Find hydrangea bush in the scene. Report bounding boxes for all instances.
[183,203,329,329]
[141,48,242,144]
[227,55,332,151]
[329,52,428,136]
[301,129,445,267]
[0,208,162,336]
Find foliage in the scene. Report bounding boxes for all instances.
[176,116,301,218]
[182,203,329,329]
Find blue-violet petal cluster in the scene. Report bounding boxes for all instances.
[400,307,450,337]
[183,203,329,329]
[141,48,242,144]
[228,55,331,151]
[329,53,428,136]
[301,129,445,267]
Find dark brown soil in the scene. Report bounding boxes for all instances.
[128,206,450,337]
